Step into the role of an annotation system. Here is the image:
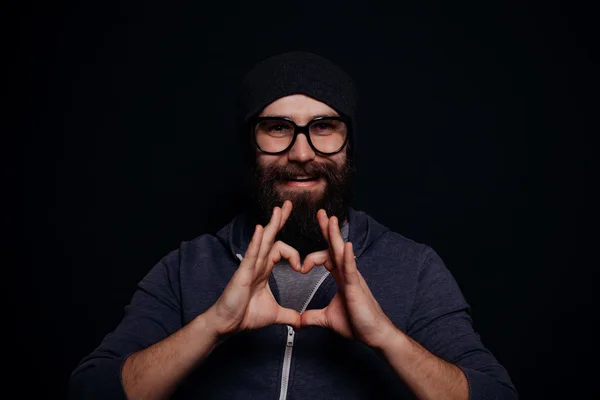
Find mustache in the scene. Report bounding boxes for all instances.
[262,162,334,181]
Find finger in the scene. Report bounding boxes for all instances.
[316,211,343,275]
[301,308,328,328]
[264,240,302,275]
[301,249,337,274]
[274,306,302,331]
[317,209,330,243]
[240,225,264,269]
[256,206,282,268]
[279,200,293,230]
[341,242,360,285]
[328,216,345,267]
[263,206,282,244]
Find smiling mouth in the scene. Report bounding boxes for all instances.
[279,176,324,189]
[287,176,318,182]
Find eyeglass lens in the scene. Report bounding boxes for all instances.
[254,118,347,154]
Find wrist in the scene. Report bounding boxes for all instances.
[201,306,238,341]
[374,324,407,354]
[192,310,222,343]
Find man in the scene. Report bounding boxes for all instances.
[70,52,517,399]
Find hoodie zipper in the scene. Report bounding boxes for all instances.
[236,253,359,400]
[278,272,330,400]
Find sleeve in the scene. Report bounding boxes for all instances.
[405,247,518,400]
[69,249,183,399]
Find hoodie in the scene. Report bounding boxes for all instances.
[69,207,517,399]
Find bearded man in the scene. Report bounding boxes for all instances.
[70,52,517,400]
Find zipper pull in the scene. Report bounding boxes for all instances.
[286,326,295,347]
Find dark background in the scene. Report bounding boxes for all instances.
[9,1,594,398]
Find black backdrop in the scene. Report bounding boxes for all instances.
[9,1,594,399]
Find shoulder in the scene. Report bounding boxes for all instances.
[175,232,234,268]
[141,232,232,281]
[357,209,431,264]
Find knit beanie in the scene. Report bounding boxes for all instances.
[236,51,358,165]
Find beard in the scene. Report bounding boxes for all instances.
[244,158,355,258]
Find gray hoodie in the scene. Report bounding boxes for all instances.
[69,207,517,399]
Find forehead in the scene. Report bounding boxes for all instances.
[258,94,339,124]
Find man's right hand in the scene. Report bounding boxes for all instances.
[119,201,300,400]
[206,200,302,337]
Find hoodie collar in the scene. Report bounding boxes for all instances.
[216,207,390,261]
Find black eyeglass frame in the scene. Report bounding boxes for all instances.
[250,116,351,155]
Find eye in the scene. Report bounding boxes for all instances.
[256,120,294,137]
[269,124,291,132]
[314,122,333,130]
[311,121,338,135]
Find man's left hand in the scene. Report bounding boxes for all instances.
[300,210,398,350]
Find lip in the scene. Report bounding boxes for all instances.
[281,177,324,189]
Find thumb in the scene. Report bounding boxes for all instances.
[301,309,329,328]
[274,306,302,331]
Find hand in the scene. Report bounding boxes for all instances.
[207,200,302,337]
[300,210,397,349]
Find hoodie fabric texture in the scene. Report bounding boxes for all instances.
[69,208,517,399]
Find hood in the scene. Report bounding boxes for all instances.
[215,207,391,261]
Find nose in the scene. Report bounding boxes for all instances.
[287,133,316,163]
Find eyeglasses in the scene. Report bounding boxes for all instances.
[252,116,350,155]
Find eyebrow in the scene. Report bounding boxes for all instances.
[260,112,340,120]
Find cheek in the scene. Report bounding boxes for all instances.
[324,153,347,169]
[256,153,287,169]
